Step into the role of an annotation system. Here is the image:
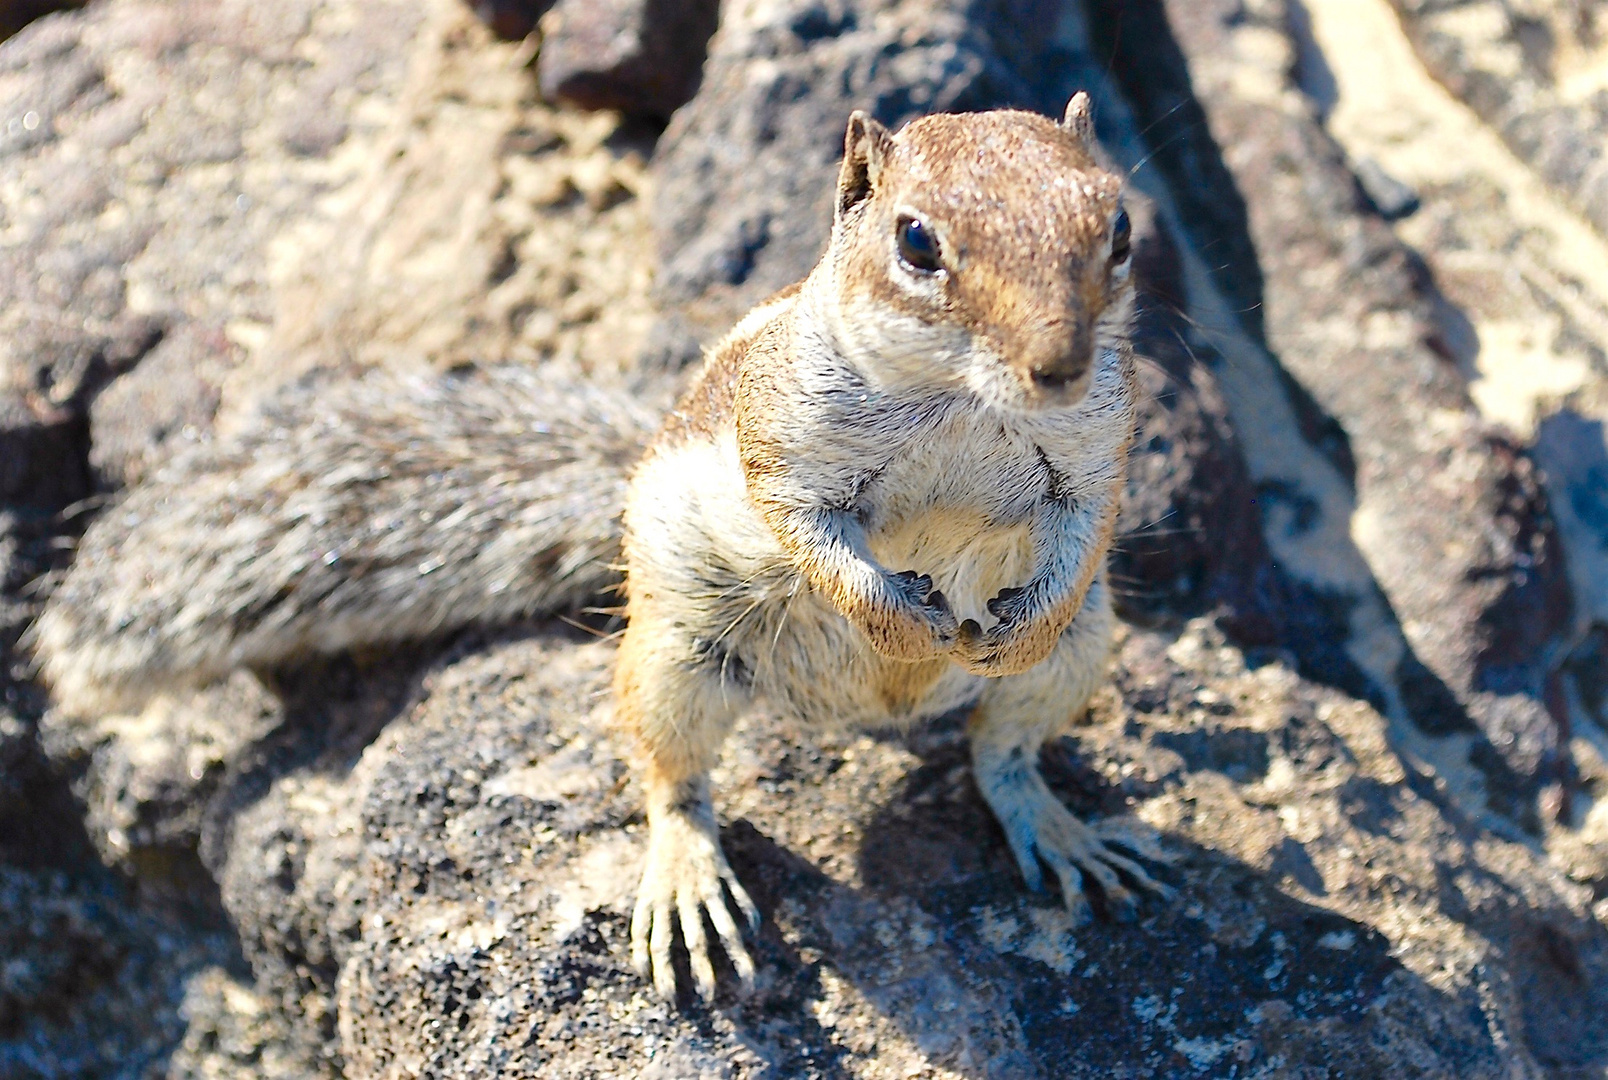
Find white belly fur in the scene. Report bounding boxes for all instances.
[625,434,1034,728]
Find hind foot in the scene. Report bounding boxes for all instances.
[630,810,759,1001]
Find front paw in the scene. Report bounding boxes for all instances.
[852,570,959,660]
[953,607,1061,677]
[986,584,1034,625]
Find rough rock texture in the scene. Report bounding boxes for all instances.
[0,864,238,1080]
[1091,0,1578,831]
[1391,0,1608,238]
[648,0,1019,340]
[1112,198,1295,648]
[536,0,721,121]
[4,0,1608,1076]
[220,624,1608,1076]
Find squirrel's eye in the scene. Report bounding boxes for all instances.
[896,216,942,273]
[1110,208,1132,264]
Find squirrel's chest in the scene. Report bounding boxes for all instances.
[859,413,1045,535]
[857,414,1047,612]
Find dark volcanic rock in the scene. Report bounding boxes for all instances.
[0,863,234,1079]
[0,1,79,41]
[311,624,1608,1076]
[536,0,720,121]
[1114,197,1293,646]
[464,0,551,40]
[648,0,1020,336]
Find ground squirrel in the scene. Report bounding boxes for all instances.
[32,93,1170,1001]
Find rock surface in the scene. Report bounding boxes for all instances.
[2,0,1608,1076]
[1390,0,1608,238]
[1092,0,1578,830]
[536,0,720,121]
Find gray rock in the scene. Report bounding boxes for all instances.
[307,622,1604,1076]
[536,0,720,121]
[1390,0,1608,238]
[1353,156,1421,220]
[7,0,1608,1074]
[1090,0,1575,830]
[38,673,284,872]
[1114,196,1299,648]
[86,321,231,489]
[0,0,424,511]
[0,846,238,1079]
[648,0,1022,336]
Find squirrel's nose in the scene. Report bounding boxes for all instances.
[1022,321,1092,392]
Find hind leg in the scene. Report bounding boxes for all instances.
[968,577,1172,922]
[616,610,759,1001]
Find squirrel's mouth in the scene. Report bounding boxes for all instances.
[1020,371,1093,410]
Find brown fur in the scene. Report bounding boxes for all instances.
[656,282,802,449]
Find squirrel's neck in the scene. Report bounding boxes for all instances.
[791,262,847,364]
[792,258,937,400]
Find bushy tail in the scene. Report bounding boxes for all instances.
[31,365,660,713]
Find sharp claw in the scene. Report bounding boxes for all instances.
[705,891,756,988]
[650,907,676,999]
[1005,829,1045,892]
[1106,888,1139,923]
[1039,849,1094,925]
[720,868,761,931]
[987,586,1025,619]
[1093,847,1174,900]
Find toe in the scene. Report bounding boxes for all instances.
[1039,848,1093,925]
[1103,884,1139,923]
[630,892,654,977]
[1094,845,1175,900]
[719,864,761,931]
[650,899,677,999]
[705,890,756,989]
[678,894,717,1001]
[1004,822,1046,893]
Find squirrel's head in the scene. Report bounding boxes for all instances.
[823,93,1133,410]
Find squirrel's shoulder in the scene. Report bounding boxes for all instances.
[653,281,805,451]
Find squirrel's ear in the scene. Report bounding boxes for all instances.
[837,110,892,218]
[1060,91,1096,151]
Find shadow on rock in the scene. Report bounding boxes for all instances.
[847,726,1600,1076]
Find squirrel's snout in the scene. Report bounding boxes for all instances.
[1018,322,1092,401]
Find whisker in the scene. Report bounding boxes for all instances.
[557,612,623,641]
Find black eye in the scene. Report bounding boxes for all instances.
[896,216,942,273]
[1110,208,1131,264]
